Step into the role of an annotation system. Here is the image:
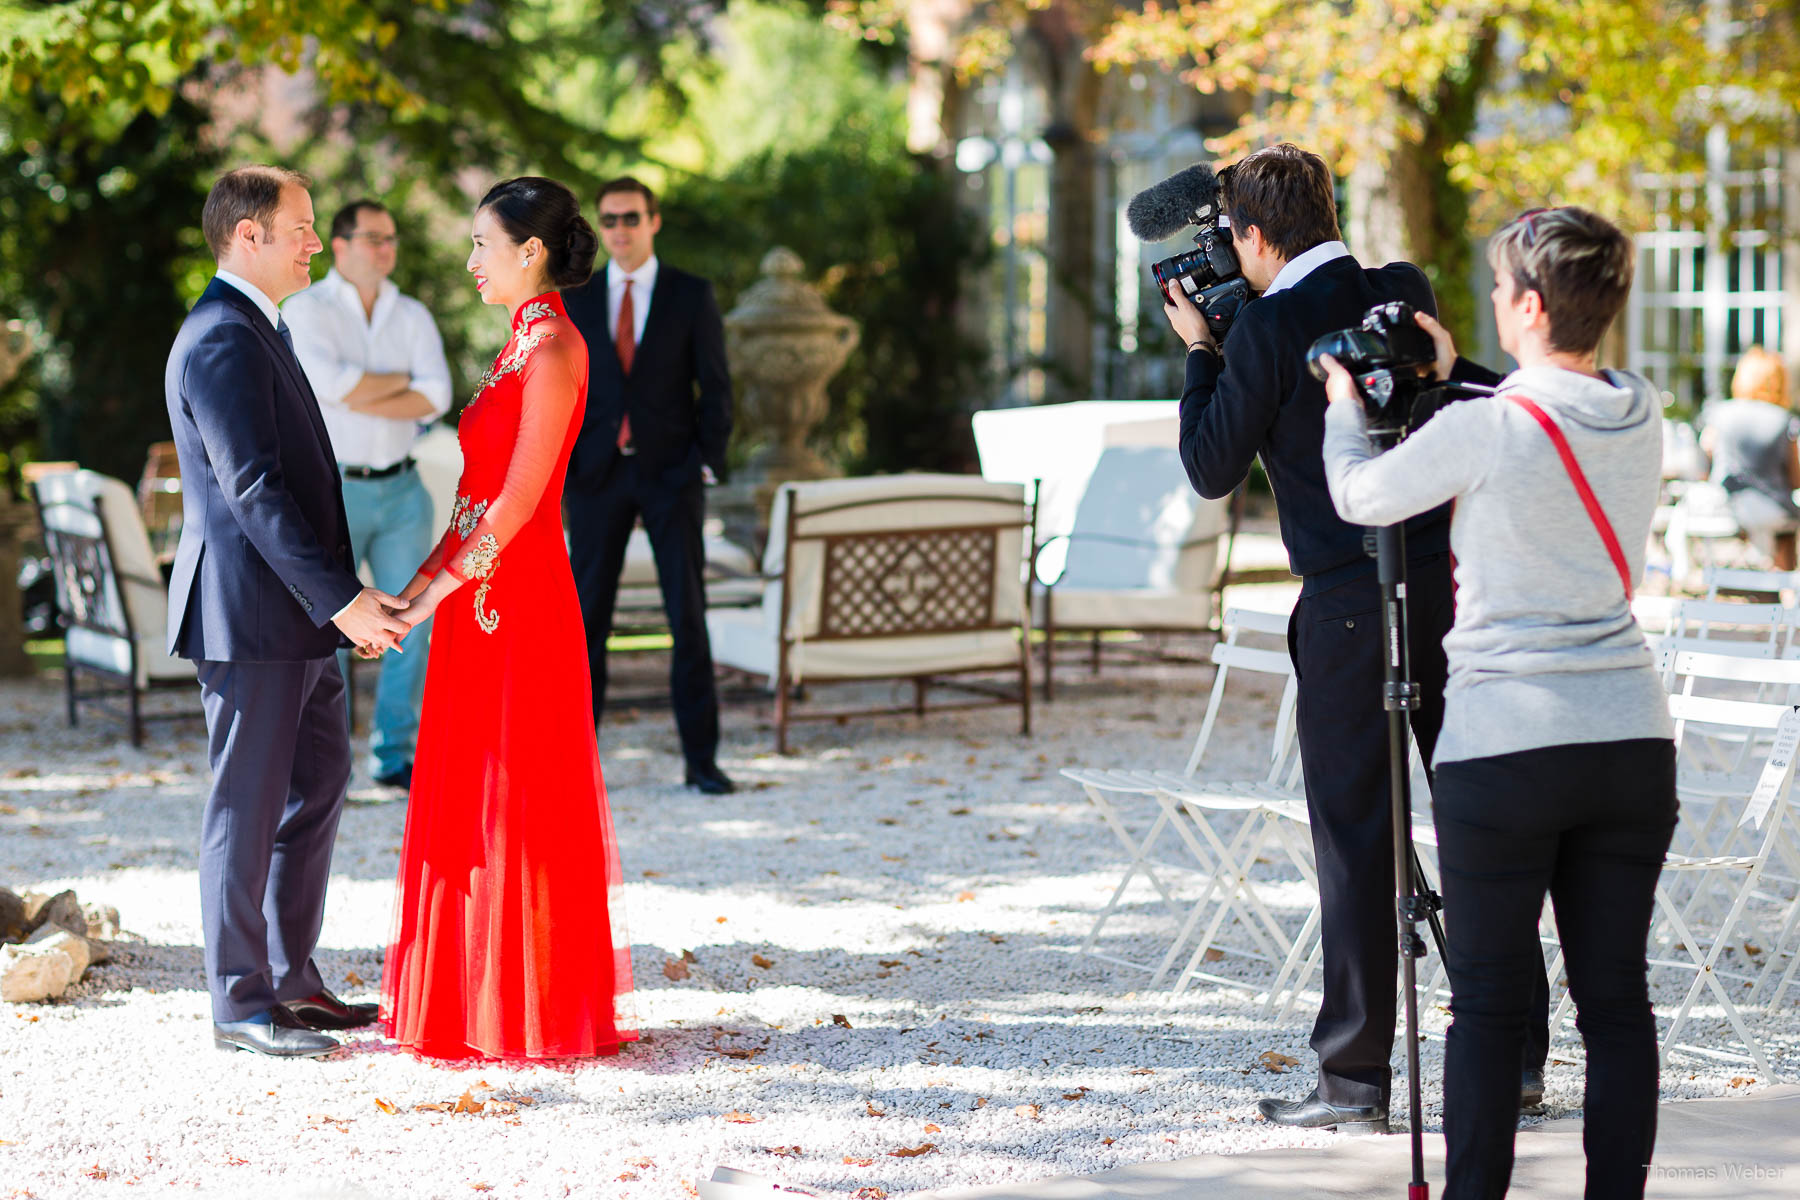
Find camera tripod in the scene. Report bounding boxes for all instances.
[1366,430,1451,1200]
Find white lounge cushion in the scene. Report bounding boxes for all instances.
[1041,588,1213,631]
[708,606,1021,683]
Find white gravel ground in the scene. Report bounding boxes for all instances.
[1,637,1795,1200]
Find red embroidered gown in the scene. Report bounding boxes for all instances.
[382,291,636,1060]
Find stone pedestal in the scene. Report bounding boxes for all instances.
[0,319,35,677]
[718,249,860,552]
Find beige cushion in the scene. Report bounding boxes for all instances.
[708,607,1022,683]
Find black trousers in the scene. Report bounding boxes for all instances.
[195,657,351,1022]
[1434,738,1677,1200]
[1289,554,1549,1107]
[566,457,720,767]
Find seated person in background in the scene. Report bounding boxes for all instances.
[1700,345,1799,569]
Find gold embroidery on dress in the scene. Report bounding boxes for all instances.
[460,533,498,580]
[518,301,555,327]
[459,534,501,634]
[471,327,558,401]
[449,494,489,539]
[473,581,499,634]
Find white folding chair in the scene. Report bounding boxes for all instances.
[1061,607,1293,979]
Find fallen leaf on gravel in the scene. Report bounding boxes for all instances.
[949,807,971,816]
[878,959,902,968]
[1130,1068,1155,1076]
[833,1014,853,1028]
[855,1190,888,1200]
[924,1123,942,1133]
[471,1185,494,1192]
[490,1101,519,1115]
[715,915,728,924]
[1014,1105,1041,1120]
[509,1096,536,1106]
[682,1184,699,1197]
[843,1156,875,1167]
[888,1143,937,1158]
[663,958,691,981]
[762,1146,802,1158]
[415,1102,450,1113]
[1062,1088,1089,1100]
[866,1101,885,1117]
[223,1156,248,1166]
[1731,1076,1756,1088]
[752,954,774,969]
[344,970,365,987]
[974,1098,988,1109]
[723,1111,761,1124]
[1258,1051,1300,1074]
[643,870,664,878]
[83,1167,107,1180]
[955,891,975,902]
[452,1090,485,1114]
[880,854,905,862]
[1203,948,1226,963]
[1074,1005,1103,1015]
[617,1172,640,1182]
[1102,1137,1116,1146]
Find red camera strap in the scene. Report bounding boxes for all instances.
[1504,393,1633,601]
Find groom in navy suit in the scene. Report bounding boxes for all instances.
[165,166,412,1057]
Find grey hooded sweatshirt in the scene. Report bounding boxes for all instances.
[1323,364,1674,767]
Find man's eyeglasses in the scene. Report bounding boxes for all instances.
[347,233,399,248]
[599,212,644,229]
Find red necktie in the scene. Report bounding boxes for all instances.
[616,279,635,450]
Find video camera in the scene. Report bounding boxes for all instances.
[1125,164,1254,341]
[1305,301,1440,435]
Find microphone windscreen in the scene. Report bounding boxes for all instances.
[1125,163,1223,243]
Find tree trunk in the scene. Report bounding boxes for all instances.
[1037,13,1104,404]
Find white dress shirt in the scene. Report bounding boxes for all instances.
[607,255,659,347]
[1259,240,1353,297]
[214,269,282,329]
[281,269,454,469]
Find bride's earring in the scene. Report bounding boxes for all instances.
[521,256,530,268]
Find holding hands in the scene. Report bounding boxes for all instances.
[333,587,412,659]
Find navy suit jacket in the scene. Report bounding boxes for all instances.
[163,277,362,662]
[562,263,733,490]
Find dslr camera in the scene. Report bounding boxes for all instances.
[1125,163,1255,341]
[1306,302,1439,435]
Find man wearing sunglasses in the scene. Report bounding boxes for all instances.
[282,199,453,793]
[563,176,737,794]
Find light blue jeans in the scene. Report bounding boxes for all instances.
[338,467,434,779]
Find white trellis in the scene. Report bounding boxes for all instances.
[1628,149,1790,408]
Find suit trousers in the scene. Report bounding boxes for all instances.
[1288,553,1551,1108]
[566,457,720,766]
[1434,739,1677,1200]
[195,656,352,1021]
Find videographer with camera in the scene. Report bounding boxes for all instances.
[1158,142,1546,1134]
[1318,206,1675,1198]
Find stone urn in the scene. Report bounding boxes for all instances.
[724,248,860,488]
[0,319,35,677]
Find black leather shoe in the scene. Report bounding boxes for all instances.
[285,987,379,1030]
[1257,1089,1389,1134]
[214,1006,340,1058]
[685,762,736,794]
[374,763,412,791]
[1520,1065,1546,1115]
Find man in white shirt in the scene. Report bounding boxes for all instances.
[282,200,452,791]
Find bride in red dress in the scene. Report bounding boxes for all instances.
[381,177,636,1059]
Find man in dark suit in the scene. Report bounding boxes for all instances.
[563,176,736,794]
[165,165,411,1057]
[1163,144,1544,1131]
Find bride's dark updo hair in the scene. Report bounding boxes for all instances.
[477,176,598,289]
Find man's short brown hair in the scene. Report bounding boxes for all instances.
[202,165,309,261]
[1486,206,1634,356]
[596,176,658,215]
[1219,144,1341,260]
